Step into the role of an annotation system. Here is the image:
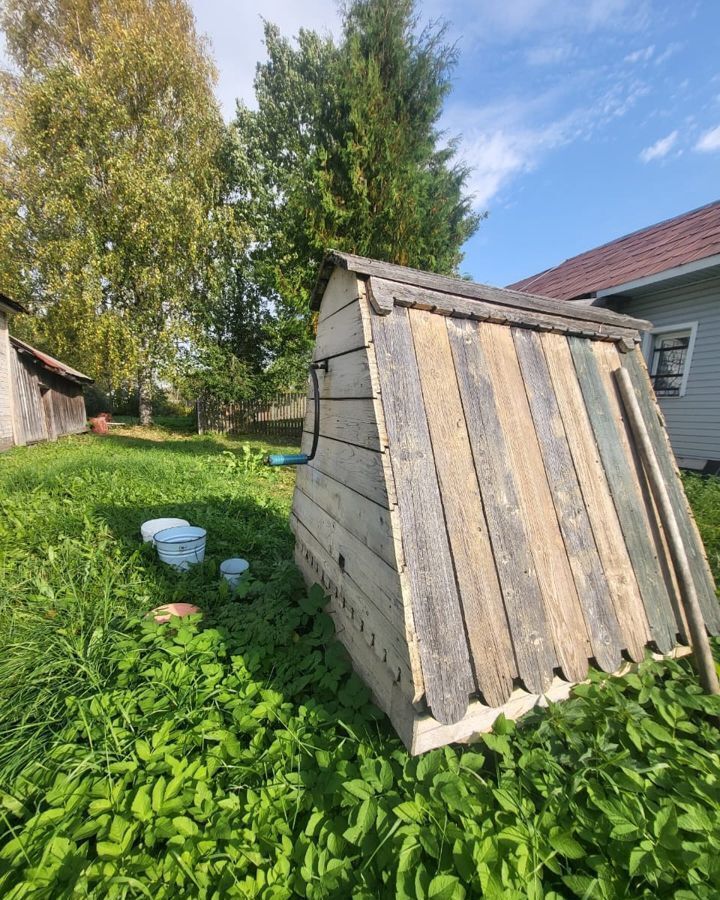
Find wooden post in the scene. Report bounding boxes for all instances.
[615,366,720,696]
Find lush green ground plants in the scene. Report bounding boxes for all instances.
[1,429,719,898]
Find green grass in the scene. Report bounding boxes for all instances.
[0,429,719,898]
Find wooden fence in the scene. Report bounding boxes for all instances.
[197,392,306,439]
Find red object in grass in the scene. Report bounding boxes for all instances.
[88,416,109,434]
[150,603,201,624]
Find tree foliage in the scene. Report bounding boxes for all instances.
[0,0,243,421]
[235,0,481,388]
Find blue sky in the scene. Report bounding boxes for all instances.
[190,0,720,286]
[1,2,714,285]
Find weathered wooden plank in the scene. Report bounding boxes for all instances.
[292,517,419,700]
[513,328,623,672]
[355,283,423,686]
[623,348,720,633]
[317,250,650,331]
[295,464,401,569]
[479,323,590,682]
[300,432,393,509]
[594,342,688,640]
[307,348,376,399]
[615,367,720,696]
[318,268,361,322]
[370,276,641,343]
[411,677,576,755]
[371,305,474,725]
[408,645,693,755]
[292,487,403,618]
[295,545,416,750]
[313,299,368,361]
[10,350,46,444]
[446,318,557,692]
[409,308,517,706]
[301,398,386,451]
[541,333,650,661]
[569,337,678,652]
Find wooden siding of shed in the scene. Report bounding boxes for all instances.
[292,268,425,714]
[11,350,47,444]
[292,263,719,752]
[46,371,88,436]
[10,350,87,445]
[0,311,14,449]
[620,272,720,465]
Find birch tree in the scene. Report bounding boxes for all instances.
[0,0,240,422]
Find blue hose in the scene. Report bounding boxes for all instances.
[266,364,323,468]
[267,453,309,467]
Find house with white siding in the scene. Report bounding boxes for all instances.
[510,201,720,472]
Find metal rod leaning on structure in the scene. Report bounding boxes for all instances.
[615,365,720,697]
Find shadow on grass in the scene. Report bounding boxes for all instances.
[98,497,295,586]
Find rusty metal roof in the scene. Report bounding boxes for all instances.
[508,200,720,300]
[10,336,94,384]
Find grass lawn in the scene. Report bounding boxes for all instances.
[1,427,719,898]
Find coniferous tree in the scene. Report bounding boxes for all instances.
[236,0,480,389]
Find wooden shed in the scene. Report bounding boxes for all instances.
[290,251,720,754]
[8,336,93,446]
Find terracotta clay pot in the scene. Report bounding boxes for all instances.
[88,416,109,435]
[150,602,201,624]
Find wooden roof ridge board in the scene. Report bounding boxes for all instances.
[365,276,641,344]
[310,250,651,335]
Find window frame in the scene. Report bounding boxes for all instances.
[642,321,698,399]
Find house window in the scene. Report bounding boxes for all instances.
[645,322,698,398]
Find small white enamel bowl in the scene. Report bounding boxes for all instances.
[220,558,250,590]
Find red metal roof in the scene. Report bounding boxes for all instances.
[10,336,94,384]
[508,200,720,301]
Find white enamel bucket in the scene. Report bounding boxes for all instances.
[154,525,207,570]
[141,518,189,543]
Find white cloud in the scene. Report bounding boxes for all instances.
[189,0,341,119]
[639,130,679,162]
[443,95,583,208]
[445,68,652,209]
[426,0,650,42]
[526,43,575,66]
[696,125,720,152]
[655,42,683,65]
[624,45,654,64]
